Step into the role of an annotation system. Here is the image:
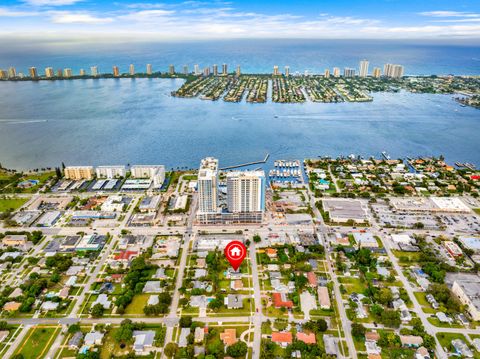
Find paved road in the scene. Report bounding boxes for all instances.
[249,241,263,359]
[307,188,357,359]
[162,194,197,357]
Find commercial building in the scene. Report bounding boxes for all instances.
[64,166,95,180]
[444,241,463,258]
[130,165,165,188]
[459,236,480,253]
[450,273,480,321]
[29,67,38,79]
[359,60,369,77]
[96,165,126,179]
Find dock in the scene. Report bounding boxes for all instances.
[220,154,270,170]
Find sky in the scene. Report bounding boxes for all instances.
[1,0,480,42]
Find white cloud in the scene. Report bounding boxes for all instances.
[23,0,83,5]
[0,7,39,16]
[50,12,114,24]
[419,11,479,18]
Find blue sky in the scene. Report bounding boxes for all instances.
[1,0,480,41]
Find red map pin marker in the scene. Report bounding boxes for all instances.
[224,241,247,271]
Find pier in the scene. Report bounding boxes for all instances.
[220,153,270,170]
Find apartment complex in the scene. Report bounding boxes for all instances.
[64,166,95,180]
[96,166,126,179]
[196,158,265,224]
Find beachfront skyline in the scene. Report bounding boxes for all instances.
[1,0,480,43]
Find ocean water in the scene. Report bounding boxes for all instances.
[0,77,479,170]
[1,39,480,76]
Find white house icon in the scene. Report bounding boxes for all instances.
[230,246,241,257]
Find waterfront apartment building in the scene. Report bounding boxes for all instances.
[359,60,369,77]
[56,69,63,77]
[63,68,72,78]
[213,64,218,76]
[236,65,241,77]
[324,69,330,78]
[0,70,7,79]
[333,67,340,77]
[285,66,290,77]
[222,63,228,75]
[64,166,95,180]
[183,65,189,75]
[129,64,135,76]
[8,67,16,78]
[79,69,86,76]
[146,64,152,75]
[383,63,404,78]
[227,170,266,213]
[113,66,120,77]
[90,66,98,77]
[45,67,54,78]
[29,67,38,79]
[372,67,381,78]
[130,165,166,188]
[194,64,200,75]
[169,65,175,75]
[96,166,126,179]
[273,65,280,76]
[197,157,219,213]
[343,68,355,77]
[203,67,210,76]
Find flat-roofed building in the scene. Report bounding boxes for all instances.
[130,165,165,188]
[318,286,331,309]
[96,166,126,179]
[444,241,463,258]
[450,273,480,321]
[64,166,94,180]
[459,236,480,253]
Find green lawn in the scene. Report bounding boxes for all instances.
[0,197,28,212]
[125,294,150,315]
[14,326,60,359]
[436,332,469,349]
[413,292,436,314]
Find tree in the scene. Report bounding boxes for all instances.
[114,319,134,344]
[179,316,193,328]
[351,323,366,339]
[164,342,178,358]
[68,323,81,334]
[380,309,401,328]
[253,234,261,243]
[226,341,248,357]
[91,303,104,318]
